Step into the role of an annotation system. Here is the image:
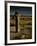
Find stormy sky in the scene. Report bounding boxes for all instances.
[10,6,32,16]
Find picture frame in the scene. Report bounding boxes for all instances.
[5,1,36,45]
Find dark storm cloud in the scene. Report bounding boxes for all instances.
[10,6,32,16]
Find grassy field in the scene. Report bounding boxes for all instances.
[10,15,32,40]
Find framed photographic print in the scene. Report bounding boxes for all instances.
[5,1,36,45]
